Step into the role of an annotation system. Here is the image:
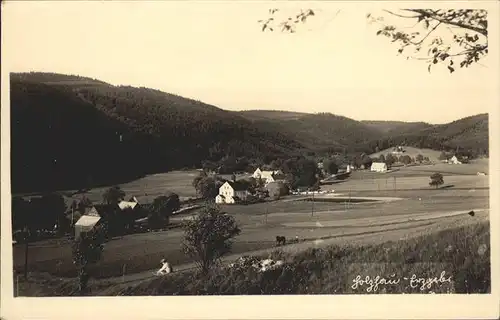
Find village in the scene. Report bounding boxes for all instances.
[10,141,490,297]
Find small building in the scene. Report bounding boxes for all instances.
[118,197,139,211]
[477,171,487,176]
[74,206,101,239]
[448,155,462,165]
[215,181,251,204]
[370,162,388,173]
[266,181,288,199]
[252,168,284,185]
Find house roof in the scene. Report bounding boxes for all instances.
[75,215,101,227]
[226,181,249,191]
[118,201,138,210]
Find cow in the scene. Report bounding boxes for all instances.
[275,236,286,246]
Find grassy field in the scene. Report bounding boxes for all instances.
[369,146,444,163]
[39,220,488,296]
[16,219,490,296]
[12,184,488,282]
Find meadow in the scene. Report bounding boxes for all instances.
[369,146,445,162]
[17,220,490,296]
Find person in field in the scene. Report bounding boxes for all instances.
[156,259,173,275]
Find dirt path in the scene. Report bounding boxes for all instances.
[96,209,489,295]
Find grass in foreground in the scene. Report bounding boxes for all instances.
[16,221,490,296]
[113,221,491,295]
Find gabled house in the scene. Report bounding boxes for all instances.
[118,197,140,211]
[252,168,285,185]
[74,206,102,239]
[215,181,251,204]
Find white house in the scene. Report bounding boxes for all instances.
[252,168,263,179]
[448,155,462,165]
[370,162,388,173]
[215,181,251,204]
[74,206,101,239]
[252,168,284,185]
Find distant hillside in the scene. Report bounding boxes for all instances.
[368,114,489,156]
[240,111,384,153]
[362,120,432,134]
[239,110,489,156]
[239,110,309,121]
[10,72,305,193]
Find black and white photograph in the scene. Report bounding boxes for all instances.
[1,1,499,319]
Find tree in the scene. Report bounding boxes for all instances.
[193,176,219,200]
[150,193,180,225]
[401,155,412,165]
[71,227,105,295]
[102,186,125,205]
[40,193,67,233]
[438,151,448,161]
[361,155,373,168]
[416,154,424,163]
[258,9,488,73]
[323,159,339,175]
[369,9,488,73]
[181,204,241,274]
[385,153,396,166]
[429,172,444,189]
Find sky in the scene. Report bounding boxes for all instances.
[2,1,498,124]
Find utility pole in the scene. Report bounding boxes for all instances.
[24,225,29,280]
[265,206,268,225]
[311,191,315,217]
[348,189,351,210]
[122,264,126,283]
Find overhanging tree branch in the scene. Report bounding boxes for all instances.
[403,9,488,36]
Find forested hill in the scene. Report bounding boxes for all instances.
[10,72,305,193]
[10,72,489,193]
[239,110,489,156]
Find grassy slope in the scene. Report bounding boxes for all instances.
[116,221,490,295]
[362,120,432,134]
[16,221,490,296]
[369,146,444,163]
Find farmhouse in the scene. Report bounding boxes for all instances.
[215,181,251,204]
[370,162,388,173]
[252,168,285,185]
[118,196,140,210]
[74,206,102,239]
